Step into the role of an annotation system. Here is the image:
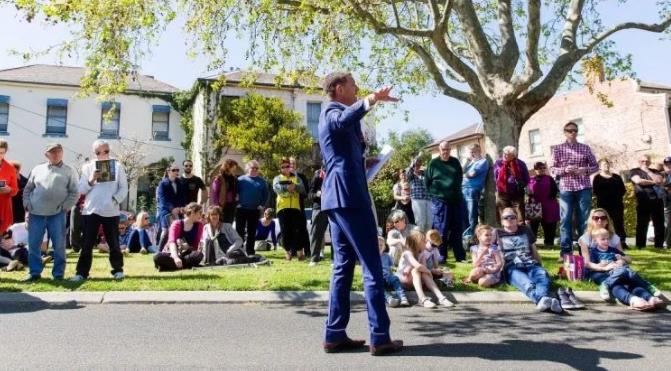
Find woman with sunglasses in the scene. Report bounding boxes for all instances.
[495,207,563,314]
[579,208,661,301]
[592,158,627,249]
[273,157,308,260]
[386,209,415,265]
[156,164,187,250]
[127,211,158,254]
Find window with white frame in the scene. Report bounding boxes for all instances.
[152,105,170,140]
[101,102,121,137]
[306,102,322,139]
[0,95,9,133]
[529,129,542,156]
[46,99,68,135]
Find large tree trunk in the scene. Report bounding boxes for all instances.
[480,108,523,226]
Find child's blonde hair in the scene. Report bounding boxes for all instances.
[426,229,442,245]
[474,224,494,243]
[134,211,149,229]
[405,230,426,257]
[591,227,610,240]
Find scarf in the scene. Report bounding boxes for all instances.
[497,159,520,193]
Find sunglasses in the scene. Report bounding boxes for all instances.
[564,129,578,133]
[502,215,517,220]
[95,149,110,155]
[392,219,403,223]
[592,215,607,221]
[170,169,180,172]
[281,165,291,169]
[251,167,259,170]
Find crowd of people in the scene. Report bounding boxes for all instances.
[0,118,667,314]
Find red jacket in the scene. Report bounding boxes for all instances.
[0,159,18,233]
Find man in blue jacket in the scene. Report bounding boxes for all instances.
[319,72,402,356]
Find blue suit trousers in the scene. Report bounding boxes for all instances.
[325,207,391,346]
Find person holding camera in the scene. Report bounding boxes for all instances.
[153,202,204,271]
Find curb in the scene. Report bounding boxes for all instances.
[0,290,627,305]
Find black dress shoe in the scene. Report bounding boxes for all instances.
[369,340,403,356]
[323,337,366,353]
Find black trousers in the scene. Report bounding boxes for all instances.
[76,214,123,277]
[236,208,260,255]
[154,251,204,271]
[69,205,84,252]
[309,207,330,263]
[278,208,308,255]
[222,204,236,223]
[529,220,557,247]
[635,198,664,248]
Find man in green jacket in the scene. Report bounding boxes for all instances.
[425,140,466,262]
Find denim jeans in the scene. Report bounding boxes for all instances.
[559,188,592,256]
[461,187,481,241]
[505,264,551,304]
[431,197,466,262]
[28,212,66,278]
[384,274,407,301]
[590,266,653,305]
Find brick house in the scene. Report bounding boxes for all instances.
[518,79,671,171]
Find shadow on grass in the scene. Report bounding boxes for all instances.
[399,340,641,371]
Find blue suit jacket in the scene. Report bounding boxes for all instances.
[156,177,188,218]
[318,99,371,210]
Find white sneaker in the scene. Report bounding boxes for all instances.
[308,261,318,267]
[420,298,437,308]
[387,297,401,308]
[400,298,410,307]
[113,272,124,280]
[438,297,455,308]
[70,274,86,282]
[550,298,564,314]
[536,296,552,312]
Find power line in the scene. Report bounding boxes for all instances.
[7,117,84,158]
[7,102,186,152]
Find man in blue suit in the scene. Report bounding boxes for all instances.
[319,72,403,356]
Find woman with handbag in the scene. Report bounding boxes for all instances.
[493,146,530,223]
[153,202,205,271]
[526,162,560,247]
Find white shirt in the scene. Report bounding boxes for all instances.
[78,159,128,217]
[9,223,47,245]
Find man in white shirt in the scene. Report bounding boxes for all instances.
[72,140,128,281]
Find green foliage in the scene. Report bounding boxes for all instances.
[623,182,637,238]
[369,129,433,208]
[215,93,313,171]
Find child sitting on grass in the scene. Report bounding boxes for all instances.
[397,230,454,308]
[378,236,409,307]
[421,229,454,288]
[464,225,503,288]
[587,228,665,311]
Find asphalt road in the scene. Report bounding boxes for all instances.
[1,302,669,370]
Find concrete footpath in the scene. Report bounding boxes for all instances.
[0,290,623,305]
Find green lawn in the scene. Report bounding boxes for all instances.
[0,247,668,292]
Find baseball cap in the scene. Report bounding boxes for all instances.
[664,156,671,164]
[45,143,63,152]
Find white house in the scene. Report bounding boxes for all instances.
[0,64,185,210]
[189,70,376,178]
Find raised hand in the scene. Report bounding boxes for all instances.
[369,86,399,104]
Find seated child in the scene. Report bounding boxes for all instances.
[464,225,503,287]
[421,229,454,287]
[98,214,130,254]
[397,230,454,308]
[378,236,409,307]
[254,208,277,251]
[587,228,665,310]
[1,230,28,271]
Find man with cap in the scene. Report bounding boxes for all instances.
[23,143,79,281]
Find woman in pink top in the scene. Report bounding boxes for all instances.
[153,202,205,271]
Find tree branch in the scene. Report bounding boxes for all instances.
[432,33,485,96]
[511,0,542,96]
[400,36,474,104]
[347,0,434,37]
[581,15,671,52]
[452,0,496,73]
[498,0,519,79]
[560,0,586,51]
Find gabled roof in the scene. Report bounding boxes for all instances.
[199,69,319,89]
[427,122,484,148]
[0,64,177,94]
[639,80,671,92]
